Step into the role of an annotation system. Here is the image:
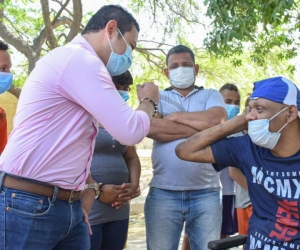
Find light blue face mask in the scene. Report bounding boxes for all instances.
[248,106,289,149]
[106,29,133,76]
[118,90,130,102]
[225,104,240,120]
[0,72,13,94]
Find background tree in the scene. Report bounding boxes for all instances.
[0,0,297,102]
[0,0,82,97]
[203,0,300,71]
[0,0,82,73]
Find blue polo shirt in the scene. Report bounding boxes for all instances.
[212,135,300,249]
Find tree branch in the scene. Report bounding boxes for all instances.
[136,47,167,55]
[40,0,58,49]
[165,0,203,25]
[51,0,71,25]
[66,0,82,42]
[138,39,176,48]
[0,0,33,58]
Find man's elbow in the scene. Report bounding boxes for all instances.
[118,134,144,146]
[175,142,190,161]
[211,109,227,126]
[117,129,149,146]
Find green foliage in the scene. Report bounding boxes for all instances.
[204,0,300,66]
[197,48,296,110]
[1,0,298,104]
[4,0,44,42]
[128,44,296,109]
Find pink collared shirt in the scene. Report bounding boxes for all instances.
[0,35,150,190]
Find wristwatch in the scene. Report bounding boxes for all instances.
[84,182,101,199]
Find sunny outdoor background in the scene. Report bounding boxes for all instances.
[1,2,300,248]
[1,0,300,136]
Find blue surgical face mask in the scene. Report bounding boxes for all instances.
[118,90,130,102]
[0,72,13,94]
[106,28,133,76]
[225,104,240,120]
[248,106,289,149]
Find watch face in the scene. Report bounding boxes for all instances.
[84,182,101,199]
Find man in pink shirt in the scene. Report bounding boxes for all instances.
[0,5,158,250]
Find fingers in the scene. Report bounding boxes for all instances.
[113,184,126,190]
[82,208,93,235]
[121,183,132,189]
[112,201,127,210]
[114,195,130,202]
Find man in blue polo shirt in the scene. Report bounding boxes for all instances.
[145,45,227,250]
[176,76,300,249]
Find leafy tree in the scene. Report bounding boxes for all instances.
[0,0,82,74]
[0,0,297,102]
[203,0,300,70]
[0,0,84,98]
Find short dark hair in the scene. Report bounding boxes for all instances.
[219,83,239,93]
[82,5,140,36]
[0,40,9,51]
[166,45,195,66]
[112,70,133,86]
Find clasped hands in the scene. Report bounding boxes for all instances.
[99,183,138,210]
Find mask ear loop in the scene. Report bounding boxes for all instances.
[105,33,114,53]
[269,106,289,133]
[269,106,289,121]
[277,122,288,133]
[117,28,130,48]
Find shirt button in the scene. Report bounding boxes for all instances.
[112,145,115,148]
[112,138,115,140]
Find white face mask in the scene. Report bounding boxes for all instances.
[248,107,289,149]
[169,67,195,89]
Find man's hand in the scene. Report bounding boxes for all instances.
[99,184,130,204]
[136,82,159,104]
[82,208,92,235]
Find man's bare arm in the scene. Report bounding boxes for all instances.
[163,107,227,131]
[175,115,248,163]
[147,118,198,142]
[229,167,248,190]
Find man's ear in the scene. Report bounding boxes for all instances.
[194,64,200,76]
[287,105,298,123]
[105,20,118,38]
[163,68,169,78]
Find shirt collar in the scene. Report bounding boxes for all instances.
[70,35,98,56]
[164,86,204,98]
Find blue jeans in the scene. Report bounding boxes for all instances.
[144,187,222,250]
[0,173,90,250]
[90,219,129,250]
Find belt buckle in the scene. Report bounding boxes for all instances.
[68,190,74,203]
